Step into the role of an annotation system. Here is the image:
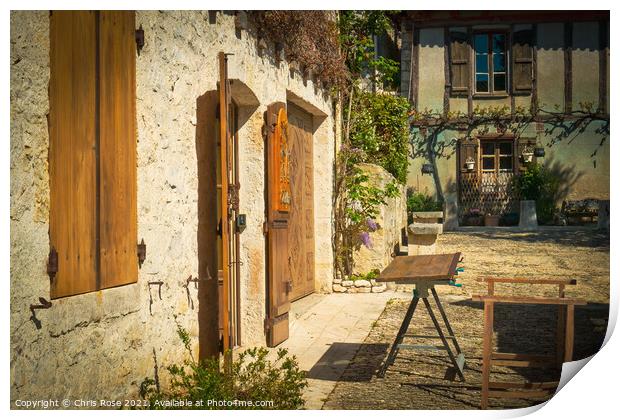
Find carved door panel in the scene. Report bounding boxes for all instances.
[287,104,315,301]
[265,102,291,347]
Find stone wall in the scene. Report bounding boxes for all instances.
[10,10,334,405]
[348,163,407,282]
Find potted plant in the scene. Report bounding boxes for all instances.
[521,146,534,163]
[463,208,483,226]
[484,213,500,226]
[465,157,475,171]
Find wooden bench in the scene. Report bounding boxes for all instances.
[472,277,586,409]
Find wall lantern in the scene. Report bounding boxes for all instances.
[421,163,434,174]
[465,157,475,172]
[135,25,145,55]
[534,147,546,158]
[521,147,534,163]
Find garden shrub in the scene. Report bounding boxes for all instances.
[139,326,307,410]
[512,163,561,224]
[349,92,410,184]
[406,189,443,213]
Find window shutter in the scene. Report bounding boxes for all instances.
[450,32,470,96]
[512,30,534,94]
[458,137,479,173]
[98,11,138,289]
[49,11,98,299]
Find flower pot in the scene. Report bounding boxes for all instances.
[484,215,500,226]
[522,152,534,163]
[465,158,475,171]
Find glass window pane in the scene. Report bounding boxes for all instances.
[493,34,506,54]
[474,34,488,54]
[493,53,505,72]
[494,73,506,92]
[500,156,513,171]
[476,74,489,92]
[499,142,512,155]
[482,157,495,170]
[482,142,495,155]
[476,54,488,73]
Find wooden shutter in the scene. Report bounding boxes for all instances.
[99,11,138,289]
[49,11,98,299]
[265,102,291,347]
[458,137,479,173]
[512,29,534,94]
[450,32,470,96]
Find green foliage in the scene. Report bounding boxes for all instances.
[338,11,396,77]
[406,189,443,213]
[350,268,380,280]
[140,327,307,410]
[349,92,410,183]
[512,163,561,224]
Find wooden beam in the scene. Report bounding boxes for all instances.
[411,26,419,109]
[443,27,450,116]
[491,352,556,362]
[480,277,577,286]
[531,23,538,114]
[481,301,493,409]
[472,295,587,306]
[598,20,609,114]
[564,304,575,362]
[488,389,554,399]
[564,22,573,113]
[489,381,559,390]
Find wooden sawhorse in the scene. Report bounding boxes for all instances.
[472,277,586,409]
[376,253,465,381]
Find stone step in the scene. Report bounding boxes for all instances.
[409,222,443,235]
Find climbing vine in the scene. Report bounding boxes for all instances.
[409,101,609,204]
[333,11,409,279]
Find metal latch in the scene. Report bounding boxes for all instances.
[137,239,146,268]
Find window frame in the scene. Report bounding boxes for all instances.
[473,30,510,96]
[480,139,515,174]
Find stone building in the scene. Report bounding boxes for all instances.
[10,10,336,404]
[397,11,609,225]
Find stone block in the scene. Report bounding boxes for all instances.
[409,222,443,235]
[519,200,538,230]
[333,284,347,293]
[341,280,354,287]
[372,284,387,293]
[598,200,610,231]
[333,277,342,284]
[357,287,372,293]
[354,279,372,288]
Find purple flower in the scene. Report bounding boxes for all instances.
[366,218,378,232]
[360,231,373,249]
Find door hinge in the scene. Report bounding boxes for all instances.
[137,239,147,268]
[135,25,145,55]
[286,280,293,293]
[218,335,224,354]
[262,221,268,235]
[47,247,58,281]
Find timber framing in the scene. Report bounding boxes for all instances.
[564,22,573,113]
[398,10,609,28]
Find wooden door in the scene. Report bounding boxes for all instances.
[265,102,292,347]
[287,104,315,301]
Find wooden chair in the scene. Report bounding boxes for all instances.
[472,277,586,409]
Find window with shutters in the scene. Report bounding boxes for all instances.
[49,11,137,299]
[474,32,508,95]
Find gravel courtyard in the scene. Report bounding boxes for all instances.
[322,227,610,410]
